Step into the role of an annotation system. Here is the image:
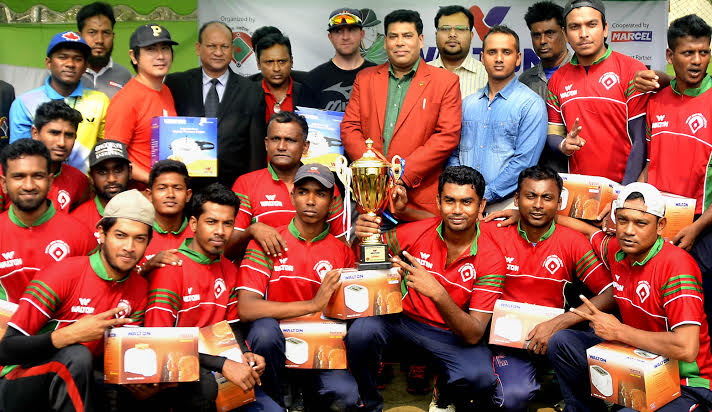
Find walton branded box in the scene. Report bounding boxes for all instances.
[279,313,347,370]
[0,300,17,342]
[297,106,345,170]
[104,327,200,384]
[489,300,565,349]
[587,342,680,411]
[559,174,618,220]
[324,268,403,319]
[612,186,695,241]
[198,321,255,411]
[151,116,218,177]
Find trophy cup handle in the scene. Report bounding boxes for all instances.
[334,155,352,195]
[390,155,405,183]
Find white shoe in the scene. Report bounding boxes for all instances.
[428,400,456,412]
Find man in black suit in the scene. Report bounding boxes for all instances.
[165,21,266,189]
[0,80,14,150]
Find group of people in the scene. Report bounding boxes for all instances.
[0,0,710,411]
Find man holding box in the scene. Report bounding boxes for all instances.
[237,163,359,410]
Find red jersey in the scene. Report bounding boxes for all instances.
[0,165,88,213]
[591,231,712,388]
[490,222,612,308]
[105,78,176,173]
[232,164,347,238]
[139,218,194,267]
[547,49,649,182]
[0,204,96,303]
[145,239,239,327]
[383,218,506,329]
[263,78,294,124]
[238,219,354,302]
[70,195,104,242]
[646,76,712,214]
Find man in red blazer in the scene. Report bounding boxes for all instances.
[341,9,462,218]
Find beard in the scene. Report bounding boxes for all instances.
[88,47,112,69]
[97,183,127,202]
[11,192,46,212]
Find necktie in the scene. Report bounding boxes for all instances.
[205,78,220,118]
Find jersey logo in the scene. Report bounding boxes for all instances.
[116,299,131,319]
[62,32,81,41]
[45,240,70,262]
[599,72,620,90]
[613,274,623,291]
[560,84,577,98]
[79,298,91,306]
[565,84,573,91]
[266,194,276,200]
[420,252,430,260]
[71,297,95,314]
[183,287,201,302]
[150,25,162,37]
[0,250,22,269]
[260,194,282,207]
[57,190,71,210]
[686,113,707,134]
[636,280,651,303]
[214,278,226,299]
[324,82,353,99]
[2,251,14,260]
[414,252,433,270]
[505,256,519,272]
[656,115,665,121]
[275,258,294,272]
[543,255,563,275]
[313,260,333,279]
[459,263,476,283]
[652,114,668,129]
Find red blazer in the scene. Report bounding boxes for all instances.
[341,60,461,216]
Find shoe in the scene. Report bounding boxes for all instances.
[429,381,456,412]
[376,362,393,390]
[406,364,431,395]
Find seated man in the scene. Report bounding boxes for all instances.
[237,163,359,410]
[0,190,153,411]
[144,183,281,411]
[347,166,505,411]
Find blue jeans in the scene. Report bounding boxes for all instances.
[491,348,541,412]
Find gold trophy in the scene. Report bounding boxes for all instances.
[336,139,404,270]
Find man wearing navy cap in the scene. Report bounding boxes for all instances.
[9,31,110,173]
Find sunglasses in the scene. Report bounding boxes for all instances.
[329,12,362,28]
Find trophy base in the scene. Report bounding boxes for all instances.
[358,244,392,270]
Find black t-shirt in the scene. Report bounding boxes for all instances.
[304,59,376,112]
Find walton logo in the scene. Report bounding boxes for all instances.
[686,113,707,134]
[420,252,430,260]
[45,240,69,262]
[599,72,620,91]
[415,252,433,269]
[459,263,476,283]
[0,250,21,269]
[636,280,651,303]
[611,31,652,42]
[505,256,519,272]
[71,297,95,314]
[652,114,668,129]
[560,84,577,98]
[261,194,282,207]
[214,278,226,299]
[565,84,573,91]
[543,255,563,275]
[2,251,13,260]
[79,298,91,306]
[470,6,510,40]
[57,190,71,210]
[275,258,294,272]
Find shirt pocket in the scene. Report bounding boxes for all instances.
[459,120,477,150]
[491,120,518,154]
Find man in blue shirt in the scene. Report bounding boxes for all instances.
[448,25,546,212]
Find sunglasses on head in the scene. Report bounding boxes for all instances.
[329,12,362,28]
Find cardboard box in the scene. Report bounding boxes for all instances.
[198,322,255,411]
[296,106,345,171]
[279,313,347,370]
[489,300,564,349]
[324,268,403,319]
[104,327,199,384]
[151,116,218,177]
[559,174,618,220]
[587,342,680,411]
[0,300,17,342]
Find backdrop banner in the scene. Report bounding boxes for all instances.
[198,0,669,76]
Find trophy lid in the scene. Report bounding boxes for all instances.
[351,138,388,168]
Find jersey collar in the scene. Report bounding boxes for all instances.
[8,201,56,228]
[179,238,221,264]
[435,220,481,255]
[43,76,84,99]
[53,164,63,178]
[90,250,130,283]
[615,236,664,266]
[154,217,188,235]
[571,47,612,66]
[517,220,555,244]
[671,75,712,97]
[267,162,280,181]
[288,218,330,243]
[94,195,105,216]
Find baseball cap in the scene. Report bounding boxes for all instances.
[129,24,179,49]
[563,0,606,20]
[328,8,363,31]
[360,8,381,28]
[101,189,155,227]
[89,140,129,168]
[611,182,665,222]
[47,31,91,57]
[294,163,335,189]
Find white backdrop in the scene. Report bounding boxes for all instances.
[198,0,669,75]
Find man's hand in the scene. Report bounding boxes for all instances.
[221,359,261,391]
[389,184,408,217]
[570,295,622,341]
[672,223,702,251]
[310,269,342,312]
[141,249,182,274]
[392,251,446,301]
[633,70,661,92]
[559,118,585,156]
[526,318,562,355]
[243,352,266,375]
[482,209,520,227]
[124,383,162,400]
[354,214,381,241]
[249,222,288,256]
[51,307,132,349]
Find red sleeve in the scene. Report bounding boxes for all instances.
[547,74,564,127]
[469,227,505,313]
[660,250,706,330]
[104,92,137,144]
[144,266,183,327]
[8,262,70,336]
[383,220,422,257]
[340,71,368,161]
[327,187,347,238]
[237,240,273,297]
[625,57,650,120]
[224,261,240,323]
[76,224,99,256]
[570,231,612,295]
[590,230,617,270]
[232,175,253,231]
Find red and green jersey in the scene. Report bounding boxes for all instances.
[490,222,612,308]
[144,239,239,327]
[591,231,712,388]
[547,49,649,182]
[0,164,88,213]
[70,195,104,242]
[0,204,97,303]
[139,218,194,267]
[238,219,354,302]
[383,218,506,329]
[232,164,347,238]
[646,76,712,214]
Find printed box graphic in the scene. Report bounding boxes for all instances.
[151,116,218,177]
[489,300,564,349]
[325,268,403,319]
[279,313,347,370]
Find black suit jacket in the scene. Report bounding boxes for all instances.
[164,68,266,189]
[0,80,15,150]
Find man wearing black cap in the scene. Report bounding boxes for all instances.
[305,8,376,112]
[105,24,178,188]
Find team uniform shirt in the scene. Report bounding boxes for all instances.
[81,58,132,99]
[382,218,506,329]
[145,239,239,327]
[547,49,648,182]
[139,218,194,268]
[105,78,176,174]
[646,76,712,214]
[238,220,354,302]
[232,164,347,238]
[263,79,293,124]
[0,164,88,213]
[491,222,612,308]
[591,231,712,388]
[2,252,147,376]
[70,195,104,241]
[0,203,96,303]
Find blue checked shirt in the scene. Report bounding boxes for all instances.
[447,77,547,202]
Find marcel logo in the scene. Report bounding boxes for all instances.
[611,31,652,42]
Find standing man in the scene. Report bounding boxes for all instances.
[165,21,267,188]
[9,31,110,173]
[105,24,178,188]
[77,2,131,99]
[547,0,649,184]
[305,8,376,112]
[520,1,571,172]
[342,9,461,218]
[429,5,487,98]
[0,80,14,150]
[448,26,547,212]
